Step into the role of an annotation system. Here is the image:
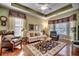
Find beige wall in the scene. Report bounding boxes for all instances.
[26,15,48,33]
[0,7,48,34]
[0,8,48,33]
[0,7,9,31]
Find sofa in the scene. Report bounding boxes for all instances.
[26,31,48,43]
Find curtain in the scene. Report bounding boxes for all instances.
[48,14,76,24]
[9,10,26,37]
[9,10,26,19]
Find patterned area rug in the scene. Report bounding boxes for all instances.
[25,41,67,56]
[2,48,21,56]
[34,40,59,54]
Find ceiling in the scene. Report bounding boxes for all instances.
[0,3,79,19]
[20,3,69,15]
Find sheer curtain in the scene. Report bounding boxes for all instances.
[14,17,24,37]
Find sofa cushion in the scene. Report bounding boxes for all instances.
[30,33,34,37]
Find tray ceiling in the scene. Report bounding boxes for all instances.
[20,3,70,15]
[0,3,79,19]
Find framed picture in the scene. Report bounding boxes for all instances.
[29,24,34,31]
[0,16,7,26]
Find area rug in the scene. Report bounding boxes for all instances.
[24,41,67,56]
[34,40,59,54]
[2,48,21,56]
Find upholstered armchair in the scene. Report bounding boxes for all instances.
[50,31,59,41]
[72,40,79,48]
[1,35,22,53]
[2,38,14,50]
[11,37,22,51]
[0,35,14,55]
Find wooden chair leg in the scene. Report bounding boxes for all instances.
[0,48,2,56]
[12,45,14,52]
[20,43,22,49]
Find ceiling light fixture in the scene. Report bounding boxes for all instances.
[39,3,49,10]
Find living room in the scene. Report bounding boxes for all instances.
[0,3,79,56]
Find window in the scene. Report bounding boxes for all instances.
[14,17,24,37]
[55,23,68,35]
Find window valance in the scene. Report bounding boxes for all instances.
[9,10,26,19]
[48,14,76,24]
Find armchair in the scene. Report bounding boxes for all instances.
[2,38,14,50]
[50,31,59,41]
[72,40,79,48]
[1,35,22,55]
[0,35,13,55]
[11,37,22,51]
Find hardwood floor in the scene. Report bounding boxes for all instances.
[57,45,79,56]
[1,48,21,56]
[1,39,79,56]
[57,40,79,56]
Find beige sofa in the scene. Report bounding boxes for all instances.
[26,31,47,43]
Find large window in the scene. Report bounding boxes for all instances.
[55,23,68,35]
[14,17,24,37]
